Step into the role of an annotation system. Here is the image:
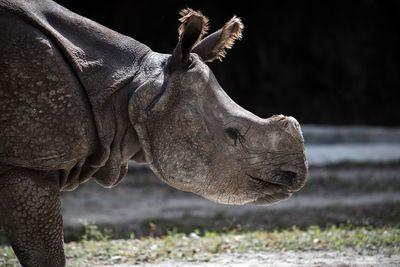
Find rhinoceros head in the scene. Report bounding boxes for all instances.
[129,9,307,205]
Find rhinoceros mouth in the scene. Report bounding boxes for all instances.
[246,174,294,192]
[246,173,294,205]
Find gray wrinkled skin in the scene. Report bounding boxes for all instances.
[0,1,307,266]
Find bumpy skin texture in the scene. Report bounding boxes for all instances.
[0,168,64,267]
[0,0,148,265]
[0,8,95,172]
[0,0,149,189]
[0,1,308,266]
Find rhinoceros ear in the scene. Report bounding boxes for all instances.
[171,8,209,66]
[192,16,243,62]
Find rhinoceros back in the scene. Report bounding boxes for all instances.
[0,7,95,170]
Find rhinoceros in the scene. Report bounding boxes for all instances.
[0,0,307,266]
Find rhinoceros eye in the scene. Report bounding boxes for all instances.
[225,127,245,146]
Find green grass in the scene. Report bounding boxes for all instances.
[1,225,399,266]
[59,202,399,243]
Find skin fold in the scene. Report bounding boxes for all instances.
[0,1,307,266]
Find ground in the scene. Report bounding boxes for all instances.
[2,224,400,266]
[1,162,399,266]
[113,251,400,267]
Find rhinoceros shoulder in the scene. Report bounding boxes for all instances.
[0,8,96,170]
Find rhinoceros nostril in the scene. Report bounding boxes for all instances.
[278,170,297,187]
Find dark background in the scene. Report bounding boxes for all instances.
[55,0,400,126]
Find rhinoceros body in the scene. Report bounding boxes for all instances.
[0,0,150,191]
[0,1,307,266]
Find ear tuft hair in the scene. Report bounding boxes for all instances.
[215,16,243,61]
[178,8,209,42]
[192,15,244,62]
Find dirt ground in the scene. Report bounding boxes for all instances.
[104,251,400,267]
[57,162,400,266]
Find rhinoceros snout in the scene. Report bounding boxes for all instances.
[278,165,307,192]
[274,115,308,191]
[245,114,308,199]
[272,115,304,142]
[247,162,307,205]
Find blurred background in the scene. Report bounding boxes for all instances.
[56,0,400,126]
[51,0,400,240]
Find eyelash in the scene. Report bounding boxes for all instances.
[225,127,245,146]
